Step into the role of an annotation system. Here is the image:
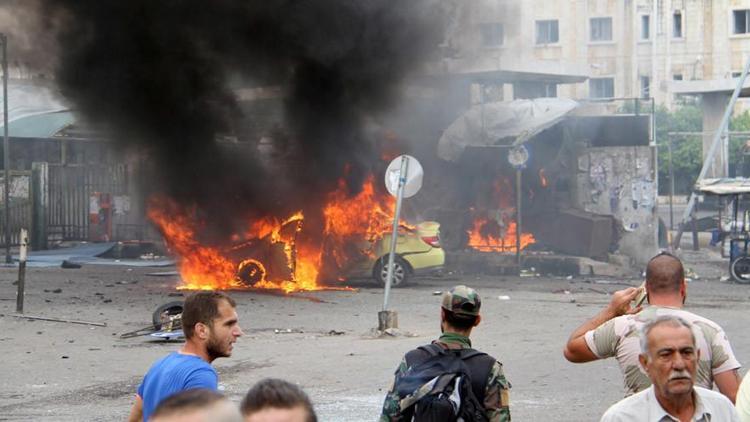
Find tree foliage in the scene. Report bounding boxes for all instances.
[656,103,750,194]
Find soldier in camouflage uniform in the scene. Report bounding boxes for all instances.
[563,252,741,402]
[379,285,511,421]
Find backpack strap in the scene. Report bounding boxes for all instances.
[404,343,445,368]
[459,348,496,406]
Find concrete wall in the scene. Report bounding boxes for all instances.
[571,146,658,264]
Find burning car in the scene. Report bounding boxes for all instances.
[339,220,445,287]
[227,218,444,288]
[148,176,443,292]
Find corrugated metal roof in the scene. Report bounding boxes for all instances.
[0,81,73,138]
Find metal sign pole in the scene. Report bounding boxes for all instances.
[15,228,26,313]
[515,168,522,269]
[383,156,409,312]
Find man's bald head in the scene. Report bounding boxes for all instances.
[645,253,684,295]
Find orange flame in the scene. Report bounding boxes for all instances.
[467,219,535,253]
[147,198,242,290]
[148,173,405,292]
[323,175,412,269]
[467,176,535,253]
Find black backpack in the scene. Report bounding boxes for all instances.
[395,343,495,422]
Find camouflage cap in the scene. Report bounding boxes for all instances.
[441,285,481,316]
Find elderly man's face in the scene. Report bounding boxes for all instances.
[640,323,698,397]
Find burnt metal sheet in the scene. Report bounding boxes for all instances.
[546,210,614,260]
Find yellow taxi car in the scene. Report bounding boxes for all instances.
[345,221,445,287]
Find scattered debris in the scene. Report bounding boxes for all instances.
[149,330,184,340]
[274,328,294,334]
[61,260,82,269]
[43,288,63,294]
[369,327,418,338]
[327,330,345,336]
[497,295,511,300]
[592,280,617,285]
[432,291,442,295]
[587,287,608,295]
[520,267,539,277]
[686,268,700,279]
[0,313,107,327]
[720,276,730,282]
[146,271,180,277]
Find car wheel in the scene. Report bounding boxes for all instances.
[730,256,750,284]
[374,256,410,287]
[152,301,184,330]
[236,259,267,287]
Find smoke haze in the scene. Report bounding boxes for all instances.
[41,0,445,239]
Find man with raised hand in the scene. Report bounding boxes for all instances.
[564,252,741,402]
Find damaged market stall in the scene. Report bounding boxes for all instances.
[695,177,750,283]
[433,97,657,274]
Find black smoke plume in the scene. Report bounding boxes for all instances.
[43,0,444,240]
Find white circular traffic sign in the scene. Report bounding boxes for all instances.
[508,145,529,169]
[385,155,423,198]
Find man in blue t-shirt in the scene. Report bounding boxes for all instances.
[127,291,243,421]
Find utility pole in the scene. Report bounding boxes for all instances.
[2,33,10,264]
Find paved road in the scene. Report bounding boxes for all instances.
[0,249,746,421]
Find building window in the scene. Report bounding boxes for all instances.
[733,72,743,78]
[673,74,683,81]
[513,82,557,99]
[734,10,750,34]
[590,17,613,42]
[641,76,651,98]
[480,23,504,47]
[480,83,504,103]
[589,78,615,98]
[673,11,683,38]
[641,15,650,39]
[536,20,559,44]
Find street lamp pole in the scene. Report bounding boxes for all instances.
[2,34,10,264]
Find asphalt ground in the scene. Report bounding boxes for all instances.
[0,247,747,421]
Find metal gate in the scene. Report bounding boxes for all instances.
[0,171,32,246]
[47,163,129,241]
[0,198,31,246]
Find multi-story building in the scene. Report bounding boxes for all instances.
[445,0,750,107]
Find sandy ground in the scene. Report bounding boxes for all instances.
[0,248,748,421]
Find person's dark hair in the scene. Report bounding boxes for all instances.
[182,291,236,339]
[443,309,478,330]
[241,378,317,422]
[151,388,225,418]
[645,251,684,295]
[640,315,696,356]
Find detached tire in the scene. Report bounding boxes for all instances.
[730,256,750,284]
[373,256,410,287]
[152,301,184,330]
